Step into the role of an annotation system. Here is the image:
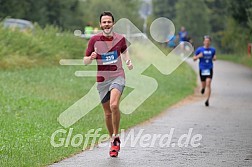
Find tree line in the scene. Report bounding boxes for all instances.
[153,0,252,53]
[0,0,85,30]
[0,0,251,53]
[0,0,142,31]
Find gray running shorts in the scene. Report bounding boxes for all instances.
[97,76,125,103]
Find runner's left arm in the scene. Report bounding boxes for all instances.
[121,37,133,70]
[121,51,133,70]
[213,49,217,61]
[213,55,217,61]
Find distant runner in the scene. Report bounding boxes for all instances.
[193,35,216,106]
[84,11,133,157]
[178,26,188,42]
[178,26,189,49]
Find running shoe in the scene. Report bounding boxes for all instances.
[205,99,209,107]
[201,88,205,94]
[109,137,120,157]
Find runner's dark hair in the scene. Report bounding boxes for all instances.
[204,35,211,41]
[100,11,114,23]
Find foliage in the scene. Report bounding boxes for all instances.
[0,0,85,30]
[152,0,176,19]
[80,0,142,30]
[152,0,252,54]
[175,0,210,48]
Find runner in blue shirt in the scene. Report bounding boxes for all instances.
[178,26,188,50]
[193,36,217,106]
[178,26,188,42]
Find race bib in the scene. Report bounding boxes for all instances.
[201,69,211,76]
[101,51,118,65]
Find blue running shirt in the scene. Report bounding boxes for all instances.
[195,47,216,70]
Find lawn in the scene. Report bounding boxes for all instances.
[0,62,196,166]
[0,26,197,166]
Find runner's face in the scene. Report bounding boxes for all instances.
[100,16,114,35]
[204,38,211,48]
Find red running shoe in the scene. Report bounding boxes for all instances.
[109,137,120,157]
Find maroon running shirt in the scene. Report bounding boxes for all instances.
[85,32,127,82]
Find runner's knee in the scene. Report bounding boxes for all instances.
[110,103,119,112]
[104,111,112,119]
[206,80,211,87]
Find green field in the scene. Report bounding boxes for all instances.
[0,26,197,166]
[0,64,196,166]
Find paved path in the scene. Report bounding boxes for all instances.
[51,60,252,167]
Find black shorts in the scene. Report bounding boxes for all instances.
[199,69,213,81]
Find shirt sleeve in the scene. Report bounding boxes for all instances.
[195,47,202,55]
[212,48,216,57]
[85,37,95,57]
[121,37,128,53]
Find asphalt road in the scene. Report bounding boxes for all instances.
[50,59,252,167]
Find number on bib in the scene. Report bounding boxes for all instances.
[101,51,118,65]
[201,69,211,76]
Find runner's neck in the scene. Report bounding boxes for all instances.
[102,32,114,38]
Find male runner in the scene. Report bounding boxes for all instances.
[84,11,133,157]
[178,26,188,42]
[193,36,216,107]
[178,26,189,49]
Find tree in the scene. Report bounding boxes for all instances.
[204,0,228,33]
[203,0,229,51]
[152,0,177,20]
[221,18,249,53]
[80,0,142,30]
[228,0,252,42]
[175,0,210,48]
[0,0,85,30]
[228,0,252,28]
[0,0,28,19]
[221,0,252,53]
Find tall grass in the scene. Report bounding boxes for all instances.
[0,23,86,69]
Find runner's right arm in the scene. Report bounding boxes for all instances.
[193,47,203,61]
[84,37,97,65]
[84,50,97,65]
[193,52,203,61]
[213,48,217,61]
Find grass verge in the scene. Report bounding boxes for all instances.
[218,54,252,69]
